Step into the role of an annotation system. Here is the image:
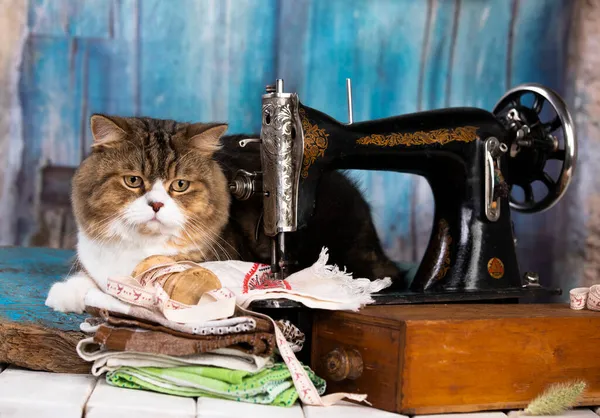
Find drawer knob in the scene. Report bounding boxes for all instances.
[322,347,363,381]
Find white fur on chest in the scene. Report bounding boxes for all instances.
[77,231,181,288]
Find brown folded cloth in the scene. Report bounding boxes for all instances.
[93,324,276,357]
[85,306,273,337]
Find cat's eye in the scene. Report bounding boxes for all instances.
[123,176,143,188]
[171,179,190,192]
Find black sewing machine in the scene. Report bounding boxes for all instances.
[229,79,576,305]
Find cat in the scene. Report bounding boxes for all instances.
[45,115,405,313]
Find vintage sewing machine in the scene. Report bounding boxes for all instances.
[229,79,576,305]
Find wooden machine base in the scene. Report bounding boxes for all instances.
[311,304,600,415]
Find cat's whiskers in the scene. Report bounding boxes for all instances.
[85,212,124,238]
[175,220,215,261]
[197,225,237,260]
[197,234,223,262]
[181,220,224,256]
[185,216,239,258]
[183,220,231,261]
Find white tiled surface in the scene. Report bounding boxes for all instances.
[0,366,97,418]
[86,379,196,418]
[507,410,600,418]
[196,397,304,418]
[0,367,598,418]
[303,400,409,418]
[416,413,506,418]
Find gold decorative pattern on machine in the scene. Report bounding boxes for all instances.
[487,257,504,279]
[356,126,479,147]
[435,219,452,281]
[299,108,329,178]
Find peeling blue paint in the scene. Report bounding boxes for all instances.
[0,247,85,331]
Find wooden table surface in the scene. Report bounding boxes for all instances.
[0,246,84,330]
[0,246,89,372]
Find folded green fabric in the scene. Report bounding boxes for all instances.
[106,363,326,407]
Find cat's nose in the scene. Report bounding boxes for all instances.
[149,201,164,212]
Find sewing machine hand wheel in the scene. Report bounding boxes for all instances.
[492,83,577,213]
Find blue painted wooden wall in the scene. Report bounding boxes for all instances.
[14,0,575,293]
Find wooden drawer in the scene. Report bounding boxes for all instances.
[311,313,404,412]
[311,304,600,415]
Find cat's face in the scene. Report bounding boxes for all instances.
[72,115,231,255]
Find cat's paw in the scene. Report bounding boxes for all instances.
[45,272,97,314]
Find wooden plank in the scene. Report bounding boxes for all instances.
[505,0,577,298]
[276,0,311,93]
[0,247,90,373]
[29,207,67,248]
[419,0,458,112]
[26,165,76,248]
[28,0,71,36]
[17,36,83,244]
[139,0,277,134]
[448,0,512,109]
[0,0,27,246]
[81,0,139,151]
[295,0,429,264]
[18,2,137,244]
[69,0,113,39]
[508,0,571,90]
[28,0,112,39]
[569,0,600,291]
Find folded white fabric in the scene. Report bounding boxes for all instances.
[201,247,391,311]
[77,338,272,376]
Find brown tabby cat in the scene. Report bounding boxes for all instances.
[45,115,404,313]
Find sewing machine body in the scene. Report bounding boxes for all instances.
[230,79,576,303]
[292,103,521,294]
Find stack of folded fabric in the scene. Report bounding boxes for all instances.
[76,289,316,407]
[74,248,388,407]
[105,363,325,406]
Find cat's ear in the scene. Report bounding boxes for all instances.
[185,123,228,155]
[90,114,128,149]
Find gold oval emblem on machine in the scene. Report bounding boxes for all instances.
[487,257,505,279]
